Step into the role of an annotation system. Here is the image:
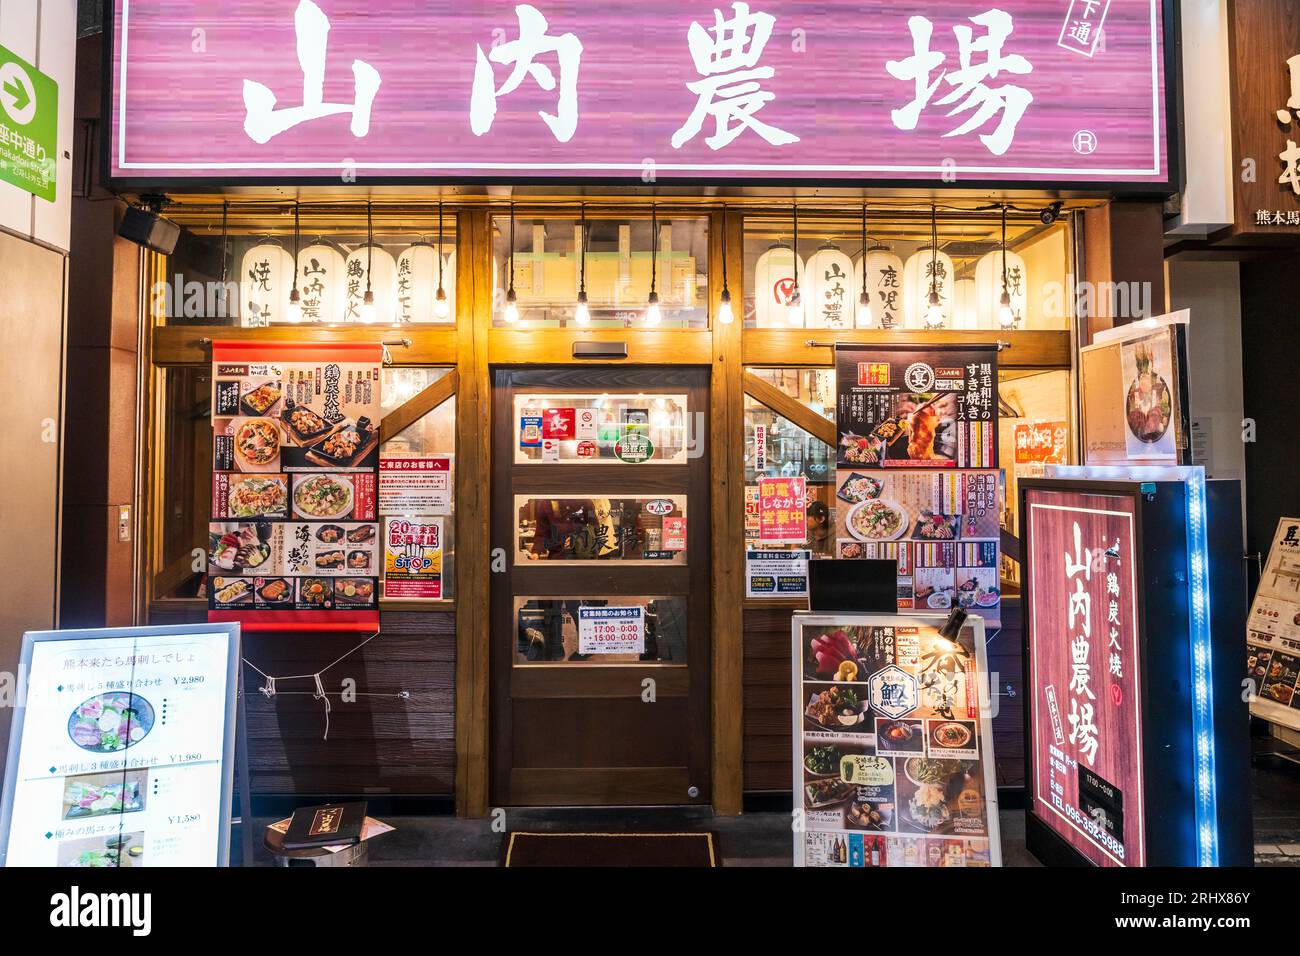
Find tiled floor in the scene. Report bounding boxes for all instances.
[234,752,1300,867]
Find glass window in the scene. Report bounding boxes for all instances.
[154,367,213,600]
[513,597,688,665]
[491,214,710,327]
[744,368,836,559]
[152,365,457,603]
[742,209,1073,331]
[514,495,687,565]
[380,367,456,600]
[156,211,457,327]
[512,393,691,464]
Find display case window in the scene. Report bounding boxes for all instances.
[513,596,688,665]
[515,496,688,565]
[512,393,691,465]
[491,215,710,328]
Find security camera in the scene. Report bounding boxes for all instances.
[1039,202,1063,225]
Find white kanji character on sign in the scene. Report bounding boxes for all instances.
[672,2,799,150]
[242,0,381,145]
[886,9,1034,156]
[470,4,583,143]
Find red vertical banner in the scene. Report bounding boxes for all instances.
[207,342,383,632]
[1024,489,1144,866]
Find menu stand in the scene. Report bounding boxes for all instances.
[232,668,254,867]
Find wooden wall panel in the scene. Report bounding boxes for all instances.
[742,602,1025,793]
[148,606,457,796]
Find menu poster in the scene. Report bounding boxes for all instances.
[383,517,443,600]
[0,623,240,867]
[758,475,808,545]
[1119,333,1177,460]
[834,469,1002,629]
[1024,488,1144,867]
[1247,517,1300,731]
[208,342,382,631]
[793,613,1000,867]
[1014,421,1069,466]
[835,344,998,469]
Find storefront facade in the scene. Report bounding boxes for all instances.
[77,0,1179,817]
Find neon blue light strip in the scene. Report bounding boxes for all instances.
[1184,467,1218,866]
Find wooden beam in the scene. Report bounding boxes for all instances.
[742,329,1072,369]
[378,369,458,443]
[710,209,745,816]
[454,210,492,818]
[742,370,838,448]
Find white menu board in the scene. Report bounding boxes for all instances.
[0,623,240,867]
[1247,517,1300,731]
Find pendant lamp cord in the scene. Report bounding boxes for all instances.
[437,199,444,289]
[366,202,373,294]
[579,203,586,293]
[650,204,658,295]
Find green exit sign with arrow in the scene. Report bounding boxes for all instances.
[0,43,57,202]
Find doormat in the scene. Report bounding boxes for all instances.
[501,831,720,867]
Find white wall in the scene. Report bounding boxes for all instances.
[1167,259,1247,504]
[0,0,76,251]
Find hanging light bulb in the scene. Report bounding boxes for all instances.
[359,201,377,323]
[575,203,590,325]
[717,288,734,325]
[786,287,803,325]
[645,290,662,326]
[434,199,450,320]
[645,204,662,325]
[504,201,519,324]
[286,201,303,323]
[924,290,945,328]
[716,205,734,324]
[856,201,873,327]
[786,201,803,326]
[998,290,1015,329]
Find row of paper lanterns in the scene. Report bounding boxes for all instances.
[752,241,1027,329]
[241,239,457,326]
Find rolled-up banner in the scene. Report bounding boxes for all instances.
[207,342,383,632]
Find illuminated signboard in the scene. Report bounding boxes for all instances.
[1023,488,1143,867]
[1021,467,1256,868]
[0,623,240,868]
[108,0,1172,187]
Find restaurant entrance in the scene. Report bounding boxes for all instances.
[490,367,711,806]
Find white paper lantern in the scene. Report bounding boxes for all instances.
[803,242,855,329]
[240,240,295,327]
[295,240,346,324]
[975,248,1028,329]
[752,243,805,327]
[396,242,440,324]
[953,277,978,330]
[902,246,955,329]
[344,243,398,324]
[853,245,905,330]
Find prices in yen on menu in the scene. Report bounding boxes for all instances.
[793,613,1001,868]
[1246,517,1300,732]
[208,342,382,631]
[0,624,240,868]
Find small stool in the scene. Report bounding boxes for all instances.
[263,817,388,867]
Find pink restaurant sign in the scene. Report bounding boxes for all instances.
[109,0,1171,185]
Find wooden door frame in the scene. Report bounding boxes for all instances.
[488,366,712,806]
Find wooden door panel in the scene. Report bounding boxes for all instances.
[490,366,711,807]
